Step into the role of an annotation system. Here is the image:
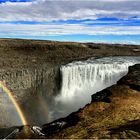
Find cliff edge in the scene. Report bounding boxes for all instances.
[41,64,140,139]
[5,64,140,139]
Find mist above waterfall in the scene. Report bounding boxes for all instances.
[53,57,140,120]
[0,89,22,126]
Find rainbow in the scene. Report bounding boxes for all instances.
[0,81,27,126]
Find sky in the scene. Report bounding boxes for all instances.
[0,0,140,44]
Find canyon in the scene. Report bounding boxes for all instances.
[0,39,140,138]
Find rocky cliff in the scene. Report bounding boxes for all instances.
[0,66,60,99]
[0,39,140,99]
[41,64,140,139]
[1,64,140,139]
[0,39,140,97]
[0,65,62,126]
[0,39,140,137]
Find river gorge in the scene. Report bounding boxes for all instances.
[0,39,140,139]
[0,56,140,127]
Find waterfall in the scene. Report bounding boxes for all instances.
[55,57,140,112]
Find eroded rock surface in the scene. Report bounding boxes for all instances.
[0,39,140,127]
[0,39,140,137]
[39,64,140,139]
[0,39,140,101]
[1,64,140,139]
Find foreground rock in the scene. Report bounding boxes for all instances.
[1,64,140,139]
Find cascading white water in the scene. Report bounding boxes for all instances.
[55,57,140,115]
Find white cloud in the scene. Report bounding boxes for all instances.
[0,23,140,36]
[0,0,140,21]
[0,0,139,39]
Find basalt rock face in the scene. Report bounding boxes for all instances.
[0,65,62,126]
[0,39,140,100]
[0,66,60,100]
[118,64,140,91]
[2,64,140,139]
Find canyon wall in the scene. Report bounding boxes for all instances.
[0,66,61,101]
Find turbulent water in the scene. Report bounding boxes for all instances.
[53,57,140,120]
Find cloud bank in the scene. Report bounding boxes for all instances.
[0,0,140,44]
[0,0,140,21]
[0,23,140,36]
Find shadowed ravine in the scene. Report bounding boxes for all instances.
[0,66,61,126]
[0,59,140,139]
[0,56,140,127]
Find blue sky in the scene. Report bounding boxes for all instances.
[0,0,140,44]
